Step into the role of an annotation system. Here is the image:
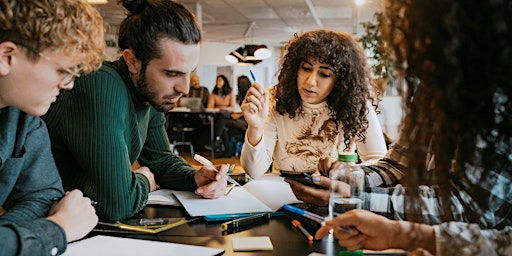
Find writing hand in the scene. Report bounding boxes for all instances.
[194,164,229,198]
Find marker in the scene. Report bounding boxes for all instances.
[283,204,354,233]
[249,70,256,82]
[283,204,325,223]
[53,197,97,205]
[338,250,408,256]
[292,219,313,242]
[193,154,241,186]
[221,213,270,231]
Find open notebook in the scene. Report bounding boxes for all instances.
[172,174,302,217]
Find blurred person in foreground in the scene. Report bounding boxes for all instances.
[0,0,105,254]
[43,0,228,222]
[314,1,512,255]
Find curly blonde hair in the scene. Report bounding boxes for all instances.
[0,0,106,73]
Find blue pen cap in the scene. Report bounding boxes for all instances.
[339,250,363,256]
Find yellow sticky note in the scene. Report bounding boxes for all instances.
[232,236,274,251]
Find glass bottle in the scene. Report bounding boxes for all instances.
[328,152,364,219]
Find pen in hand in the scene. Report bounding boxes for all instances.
[53,197,98,206]
[193,154,241,187]
[249,70,256,83]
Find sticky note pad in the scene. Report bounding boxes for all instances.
[232,236,274,251]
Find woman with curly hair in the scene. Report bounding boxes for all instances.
[240,29,387,178]
[314,0,512,255]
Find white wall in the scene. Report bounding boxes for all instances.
[377,96,403,141]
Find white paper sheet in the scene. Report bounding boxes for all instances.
[173,174,302,216]
[242,176,302,211]
[63,235,224,256]
[147,189,181,206]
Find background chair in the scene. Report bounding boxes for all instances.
[166,112,200,160]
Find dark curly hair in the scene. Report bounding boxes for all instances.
[274,29,378,150]
[384,0,512,222]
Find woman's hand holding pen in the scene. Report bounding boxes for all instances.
[316,209,436,254]
[194,164,229,199]
[242,82,269,146]
[46,189,98,242]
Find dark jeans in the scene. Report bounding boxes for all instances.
[221,117,247,156]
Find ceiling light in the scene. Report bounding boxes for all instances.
[224,44,270,65]
[355,0,365,6]
[224,54,238,64]
[254,47,272,59]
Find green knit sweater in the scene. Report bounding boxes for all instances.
[43,59,197,221]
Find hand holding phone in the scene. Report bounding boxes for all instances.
[280,170,324,188]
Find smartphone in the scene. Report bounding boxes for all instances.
[280,170,323,188]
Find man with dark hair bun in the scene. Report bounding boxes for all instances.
[44,0,228,222]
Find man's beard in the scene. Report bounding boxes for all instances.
[136,71,176,113]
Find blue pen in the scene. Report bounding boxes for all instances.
[283,204,354,233]
[283,204,325,223]
[249,70,256,82]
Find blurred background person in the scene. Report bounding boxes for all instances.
[185,73,209,108]
[221,75,251,157]
[206,74,236,154]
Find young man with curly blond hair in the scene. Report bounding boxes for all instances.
[0,0,105,255]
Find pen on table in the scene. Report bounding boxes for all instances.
[53,197,97,206]
[221,213,270,231]
[249,70,256,83]
[193,154,241,187]
[291,219,313,242]
[283,204,354,233]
